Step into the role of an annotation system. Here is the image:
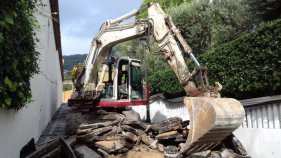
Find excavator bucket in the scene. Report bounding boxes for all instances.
[180,97,245,155]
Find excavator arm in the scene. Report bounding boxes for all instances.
[72,3,245,156]
[80,3,213,98]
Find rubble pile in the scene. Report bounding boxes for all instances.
[70,110,247,158]
[27,110,248,158]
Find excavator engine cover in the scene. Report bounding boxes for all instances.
[180,97,245,155]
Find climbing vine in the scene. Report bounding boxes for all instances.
[0,0,40,109]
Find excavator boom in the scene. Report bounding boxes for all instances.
[70,3,245,155]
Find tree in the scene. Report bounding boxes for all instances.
[169,0,252,54]
[137,0,189,19]
[63,54,87,71]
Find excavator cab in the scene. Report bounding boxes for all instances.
[98,57,149,107]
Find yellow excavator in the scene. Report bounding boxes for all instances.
[69,3,245,156]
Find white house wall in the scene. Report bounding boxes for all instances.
[0,0,62,157]
[234,128,281,158]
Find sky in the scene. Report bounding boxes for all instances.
[59,0,143,55]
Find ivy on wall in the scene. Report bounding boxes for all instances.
[0,0,40,109]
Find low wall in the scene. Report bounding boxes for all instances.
[234,128,281,158]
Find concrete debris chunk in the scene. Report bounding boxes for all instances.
[102,126,120,137]
[123,120,149,131]
[77,128,92,136]
[79,122,108,130]
[121,125,146,136]
[151,117,183,134]
[76,126,112,143]
[95,139,125,154]
[156,131,180,140]
[122,110,141,121]
[100,113,125,120]
[141,134,155,147]
[157,143,164,152]
[124,132,138,143]
[116,151,164,158]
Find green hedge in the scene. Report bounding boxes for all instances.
[0,0,39,109]
[148,68,185,99]
[199,19,281,99]
[169,0,251,54]
[148,19,281,99]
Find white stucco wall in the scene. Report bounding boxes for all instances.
[0,1,62,157]
[234,128,281,158]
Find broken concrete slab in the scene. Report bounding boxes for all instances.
[121,125,146,136]
[75,145,102,158]
[116,151,164,158]
[76,126,112,143]
[79,122,109,130]
[141,134,155,147]
[95,139,125,154]
[131,143,150,152]
[156,131,180,140]
[100,113,125,120]
[151,117,182,134]
[77,128,92,136]
[122,110,141,121]
[123,120,150,131]
[157,144,164,152]
[95,135,125,142]
[124,132,138,143]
